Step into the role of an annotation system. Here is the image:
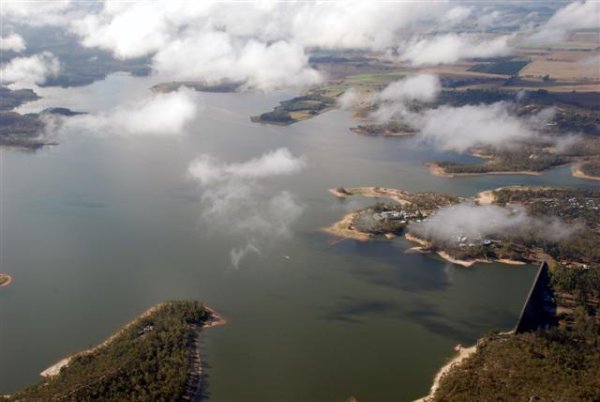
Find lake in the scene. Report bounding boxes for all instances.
[1,74,596,401]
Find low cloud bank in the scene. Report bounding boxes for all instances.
[379,74,441,103]
[409,203,579,245]
[368,73,576,153]
[152,33,321,90]
[0,52,60,85]
[188,148,306,268]
[399,34,512,66]
[0,33,26,52]
[370,74,441,122]
[63,88,199,137]
[529,1,600,44]
[412,102,553,153]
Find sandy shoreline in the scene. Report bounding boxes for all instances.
[474,185,559,206]
[322,212,371,241]
[0,274,13,287]
[203,306,227,328]
[40,304,226,378]
[404,233,526,267]
[474,190,495,205]
[328,188,351,199]
[414,344,477,402]
[323,187,417,241]
[426,162,542,178]
[572,163,600,181]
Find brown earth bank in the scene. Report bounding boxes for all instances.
[572,163,600,181]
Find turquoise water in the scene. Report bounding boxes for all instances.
[1,75,596,401]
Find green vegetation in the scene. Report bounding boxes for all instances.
[251,92,337,125]
[491,187,600,264]
[469,60,530,75]
[392,186,600,266]
[433,331,600,402]
[555,111,600,137]
[344,72,405,88]
[432,264,600,402]
[10,301,212,402]
[436,152,571,174]
[437,88,514,106]
[0,275,8,286]
[350,121,416,136]
[344,190,460,236]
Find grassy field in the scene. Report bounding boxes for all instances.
[469,60,530,75]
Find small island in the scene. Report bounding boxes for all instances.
[0,273,13,287]
[349,121,416,137]
[7,301,225,401]
[426,149,573,178]
[0,86,84,150]
[251,90,338,125]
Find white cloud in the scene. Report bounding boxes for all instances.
[0,52,60,84]
[530,1,600,44]
[152,32,321,90]
[379,74,441,103]
[400,34,512,66]
[64,1,470,89]
[188,148,306,185]
[409,203,578,245]
[337,88,360,110]
[0,33,26,52]
[442,6,473,25]
[1,0,75,26]
[288,1,442,50]
[230,243,261,269]
[70,1,450,56]
[369,74,441,123]
[188,148,306,268]
[64,88,199,137]
[410,102,549,152]
[72,2,175,59]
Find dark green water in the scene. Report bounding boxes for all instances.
[1,74,596,401]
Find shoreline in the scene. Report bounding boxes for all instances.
[328,188,351,199]
[426,162,543,178]
[404,233,527,268]
[321,212,371,241]
[40,304,225,378]
[414,344,477,402]
[572,163,600,181]
[0,274,13,287]
[328,186,412,205]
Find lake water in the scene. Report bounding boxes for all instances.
[1,74,597,401]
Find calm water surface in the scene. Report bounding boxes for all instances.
[2,74,597,401]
